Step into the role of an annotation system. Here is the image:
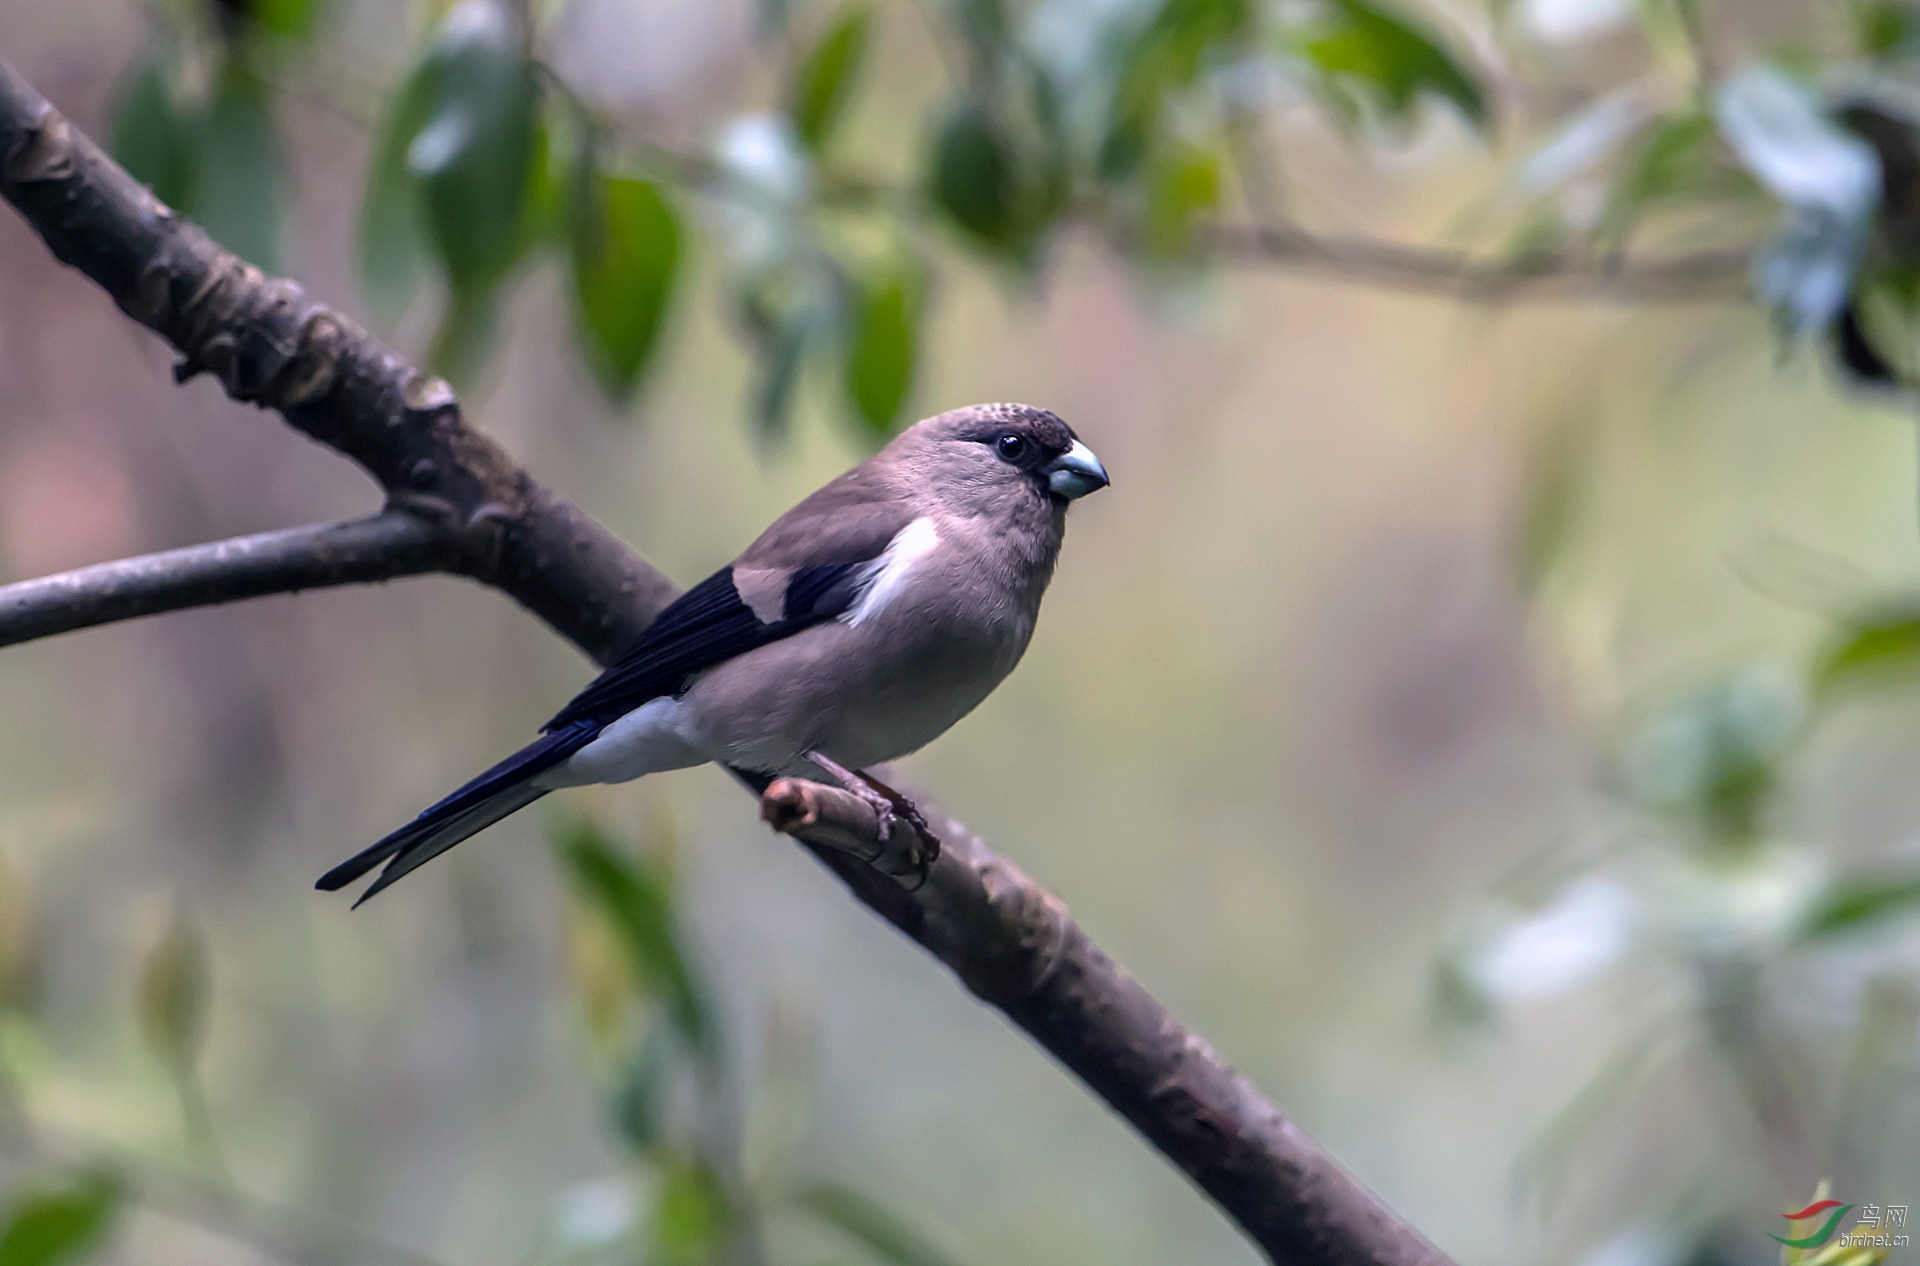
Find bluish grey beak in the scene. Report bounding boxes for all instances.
[1046,439,1111,500]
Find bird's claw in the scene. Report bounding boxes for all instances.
[850,781,941,884]
[892,796,941,883]
[804,752,941,888]
[858,773,941,888]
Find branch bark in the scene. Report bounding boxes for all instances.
[760,779,1447,1266]
[0,512,454,648]
[0,58,1453,1266]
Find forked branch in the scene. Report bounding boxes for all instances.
[0,58,1451,1266]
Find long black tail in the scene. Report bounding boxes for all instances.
[318,719,600,906]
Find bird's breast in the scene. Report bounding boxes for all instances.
[678,539,1044,774]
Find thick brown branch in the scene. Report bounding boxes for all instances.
[0,512,456,647]
[0,58,1453,1266]
[0,68,676,661]
[759,777,1448,1266]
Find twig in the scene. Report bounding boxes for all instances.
[544,88,1752,305]
[1203,224,1753,303]
[0,57,1452,1266]
[760,776,931,877]
[0,513,454,648]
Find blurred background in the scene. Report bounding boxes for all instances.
[2,1,1920,1264]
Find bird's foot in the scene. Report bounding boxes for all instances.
[804,752,942,886]
[845,769,940,887]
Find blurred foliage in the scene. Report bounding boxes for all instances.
[0,1172,118,1266]
[112,0,1500,436]
[132,910,221,1171]
[0,817,955,1266]
[788,5,870,154]
[103,0,1920,432]
[56,0,1920,1262]
[543,815,960,1266]
[1439,545,1920,1258]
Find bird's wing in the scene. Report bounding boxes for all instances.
[542,487,915,731]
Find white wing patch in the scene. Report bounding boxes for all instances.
[844,517,939,627]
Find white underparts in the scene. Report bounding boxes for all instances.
[845,517,939,627]
[536,696,704,788]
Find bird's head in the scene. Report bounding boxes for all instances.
[890,403,1110,513]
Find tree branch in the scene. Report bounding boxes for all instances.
[759,778,1447,1266]
[0,58,1452,1266]
[582,109,1753,307]
[0,512,455,648]
[1202,224,1753,303]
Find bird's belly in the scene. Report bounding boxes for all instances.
[807,666,1002,771]
[679,604,1032,776]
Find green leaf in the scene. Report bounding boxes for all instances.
[523,112,570,250]
[790,7,870,153]
[1621,668,1803,842]
[608,1029,671,1156]
[250,0,321,39]
[1102,0,1252,179]
[111,55,197,212]
[755,310,813,440]
[795,1183,959,1266]
[1856,0,1920,57]
[1599,110,1722,240]
[135,911,209,1077]
[653,1159,730,1266]
[1301,0,1487,130]
[1800,872,1920,939]
[842,261,923,437]
[571,172,682,403]
[1512,410,1596,596]
[952,0,1008,62]
[405,0,540,293]
[1814,602,1920,696]
[0,856,33,1012]
[427,284,500,387]
[553,819,713,1060]
[358,57,440,327]
[733,264,828,441]
[930,103,1028,253]
[1429,946,1497,1031]
[0,1172,119,1266]
[1141,139,1223,258]
[195,62,281,270]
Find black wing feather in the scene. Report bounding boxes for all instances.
[543,561,867,731]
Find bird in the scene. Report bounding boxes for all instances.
[317,403,1110,905]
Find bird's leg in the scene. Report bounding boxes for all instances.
[803,751,942,880]
[847,766,941,870]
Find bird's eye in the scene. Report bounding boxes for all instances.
[995,433,1029,462]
